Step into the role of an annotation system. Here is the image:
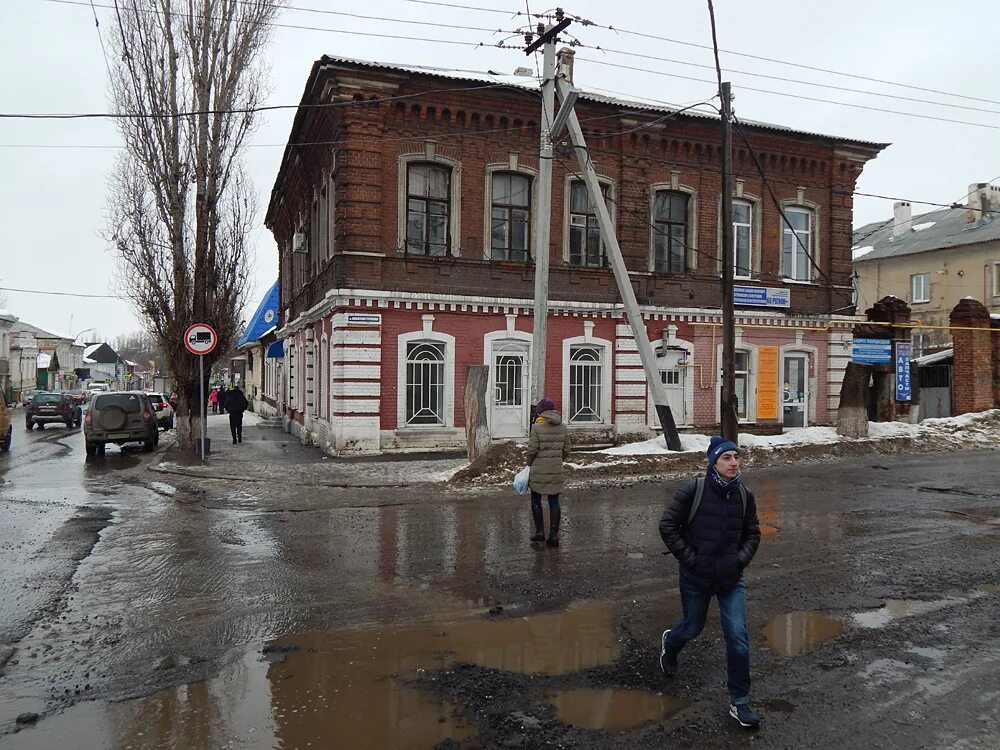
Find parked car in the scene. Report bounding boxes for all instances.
[145,392,175,430]
[84,391,159,456]
[88,383,110,395]
[26,392,82,430]
[0,396,11,451]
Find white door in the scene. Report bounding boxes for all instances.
[649,348,689,427]
[490,341,529,439]
[782,354,809,428]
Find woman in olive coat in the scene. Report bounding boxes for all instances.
[525,397,570,547]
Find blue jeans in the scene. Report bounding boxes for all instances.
[665,577,750,703]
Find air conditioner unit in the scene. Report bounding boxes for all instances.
[292,232,307,253]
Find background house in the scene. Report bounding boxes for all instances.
[7,320,84,396]
[853,183,1000,357]
[0,311,15,403]
[268,53,886,454]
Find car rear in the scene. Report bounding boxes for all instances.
[145,393,174,429]
[26,392,76,428]
[85,392,158,454]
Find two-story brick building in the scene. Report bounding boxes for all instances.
[266,54,886,454]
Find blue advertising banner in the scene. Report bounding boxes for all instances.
[733,285,791,308]
[895,342,912,401]
[852,337,893,364]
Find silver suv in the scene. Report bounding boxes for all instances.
[84,391,159,457]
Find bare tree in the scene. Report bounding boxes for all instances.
[106,0,281,450]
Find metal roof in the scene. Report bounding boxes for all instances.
[317,55,888,148]
[853,207,1000,262]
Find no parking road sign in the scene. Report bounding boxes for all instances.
[184,323,218,355]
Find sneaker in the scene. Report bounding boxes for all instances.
[729,702,760,728]
[659,630,677,677]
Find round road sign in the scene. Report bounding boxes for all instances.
[184,323,218,355]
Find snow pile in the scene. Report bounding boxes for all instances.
[598,410,1000,457]
[149,481,177,496]
[911,222,936,232]
[852,245,875,259]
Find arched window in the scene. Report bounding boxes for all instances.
[405,341,446,425]
[569,345,604,423]
[406,163,451,256]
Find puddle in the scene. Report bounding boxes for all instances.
[761,612,842,655]
[547,688,686,731]
[852,587,996,629]
[1,601,617,748]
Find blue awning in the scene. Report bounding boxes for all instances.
[266,340,284,358]
[237,281,279,347]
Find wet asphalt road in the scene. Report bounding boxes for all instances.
[0,420,998,749]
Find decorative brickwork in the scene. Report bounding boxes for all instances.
[950,298,993,415]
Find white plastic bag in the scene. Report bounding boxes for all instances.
[513,465,530,495]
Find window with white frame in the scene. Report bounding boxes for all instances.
[735,350,750,421]
[733,200,753,278]
[569,345,604,423]
[569,180,609,267]
[910,273,930,303]
[653,190,689,273]
[406,163,451,256]
[992,262,1000,296]
[491,172,531,262]
[781,207,813,281]
[405,341,446,426]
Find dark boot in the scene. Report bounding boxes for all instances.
[530,504,545,542]
[546,504,561,547]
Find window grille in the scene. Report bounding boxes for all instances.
[569,346,603,423]
[405,341,445,425]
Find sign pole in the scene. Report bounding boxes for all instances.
[199,353,206,460]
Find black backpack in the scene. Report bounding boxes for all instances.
[686,476,748,524]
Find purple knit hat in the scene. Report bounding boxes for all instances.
[537,398,556,413]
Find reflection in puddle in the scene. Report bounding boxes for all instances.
[1,601,617,748]
[762,612,842,655]
[548,688,686,731]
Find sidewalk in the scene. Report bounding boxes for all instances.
[150,412,467,487]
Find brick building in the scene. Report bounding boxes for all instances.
[266,54,886,453]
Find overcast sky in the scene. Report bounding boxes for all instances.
[2,0,995,342]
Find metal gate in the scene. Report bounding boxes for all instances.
[918,364,951,419]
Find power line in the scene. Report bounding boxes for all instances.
[574,57,1000,132]
[87,0,113,80]
[0,286,122,299]
[585,46,1000,119]
[574,16,1000,108]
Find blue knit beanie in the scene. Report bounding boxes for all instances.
[707,435,740,468]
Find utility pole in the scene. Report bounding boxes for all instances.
[526,17,569,415]
[554,78,683,451]
[719,81,739,442]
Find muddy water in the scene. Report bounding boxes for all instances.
[4,601,618,749]
[761,611,843,656]
[547,688,686,731]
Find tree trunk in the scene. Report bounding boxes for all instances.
[837,361,872,438]
[463,365,491,463]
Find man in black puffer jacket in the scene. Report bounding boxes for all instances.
[658,436,762,729]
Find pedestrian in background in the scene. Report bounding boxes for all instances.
[658,436,762,728]
[525,397,570,547]
[225,384,249,444]
[209,387,219,415]
[217,386,227,415]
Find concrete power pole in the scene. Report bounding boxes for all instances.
[526,19,568,414]
[720,82,739,442]
[554,77,683,451]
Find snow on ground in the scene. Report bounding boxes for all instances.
[149,481,177,496]
[597,410,999,457]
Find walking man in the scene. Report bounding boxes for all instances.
[658,436,762,728]
[224,384,249,444]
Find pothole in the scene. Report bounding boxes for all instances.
[546,688,687,731]
[852,587,996,629]
[761,611,843,655]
